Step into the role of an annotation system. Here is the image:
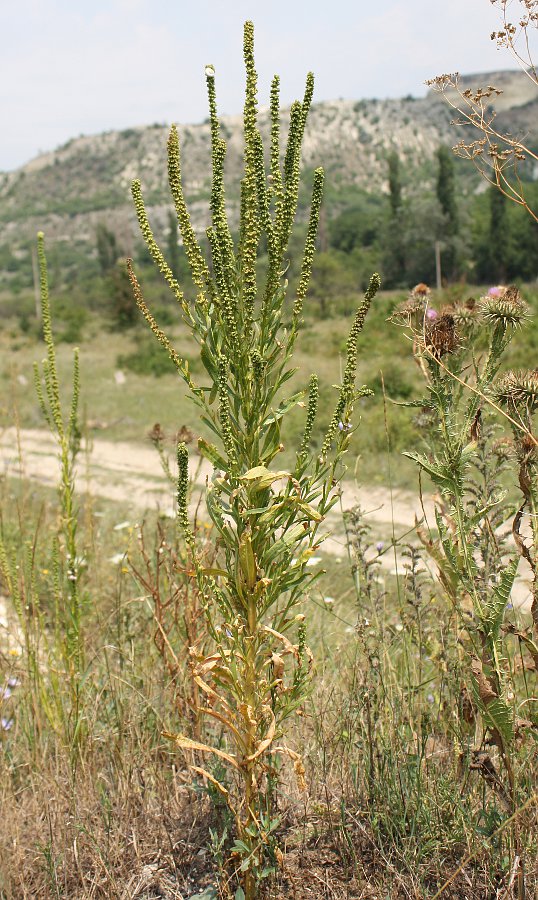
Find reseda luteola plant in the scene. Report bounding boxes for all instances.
[0,233,84,752]
[128,22,379,897]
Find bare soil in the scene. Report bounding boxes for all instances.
[0,427,533,613]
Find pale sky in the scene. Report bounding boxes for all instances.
[0,0,523,171]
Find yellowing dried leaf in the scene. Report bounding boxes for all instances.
[271,653,285,681]
[470,658,497,706]
[244,712,276,763]
[162,732,240,769]
[189,765,230,799]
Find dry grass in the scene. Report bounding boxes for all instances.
[1,282,538,898]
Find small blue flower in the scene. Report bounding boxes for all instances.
[338,421,352,433]
[1,717,13,731]
[376,541,384,553]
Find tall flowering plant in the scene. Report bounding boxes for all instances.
[129,22,379,897]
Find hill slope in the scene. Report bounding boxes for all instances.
[0,69,535,270]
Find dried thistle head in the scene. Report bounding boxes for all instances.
[411,282,431,299]
[148,422,166,445]
[175,425,195,444]
[517,431,538,464]
[389,283,432,326]
[425,312,459,358]
[493,369,538,412]
[479,285,529,330]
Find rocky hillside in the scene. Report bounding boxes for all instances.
[0,69,536,267]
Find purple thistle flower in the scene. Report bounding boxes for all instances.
[426,308,437,320]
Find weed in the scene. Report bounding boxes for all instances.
[394,283,538,894]
[128,21,379,897]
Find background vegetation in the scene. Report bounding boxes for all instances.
[1,9,538,899]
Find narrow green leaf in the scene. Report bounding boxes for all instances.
[198,437,227,470]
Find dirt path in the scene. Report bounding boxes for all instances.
[0,427,533,612]
[0,427,435,525]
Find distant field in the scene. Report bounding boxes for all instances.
[3,283,536,490]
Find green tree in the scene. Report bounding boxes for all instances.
[383,152,406,286]
[489,185,509,283]
[329,197,383,254]
[166,210,182,279]
[109,258,137,328]
[436,145,460,280]
[96,222,119,275]
[309,250,357,317]
[436,145,458,236]
[388,150,402,216]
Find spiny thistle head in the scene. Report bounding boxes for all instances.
[479,285,529,329]
[148,422,166,446]
[493,369,538,412]
[450,298,480,334]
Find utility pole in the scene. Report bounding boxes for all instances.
[435,241,442,291]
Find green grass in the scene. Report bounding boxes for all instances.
[2,281,537,493]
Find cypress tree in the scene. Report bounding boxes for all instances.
[166,210,182,279]
[96,222,119,275]
[436,145,458,236]
[385,151,406,284]
[436,145,460,280]
[388,151,402,216]
[489,185,509,282]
